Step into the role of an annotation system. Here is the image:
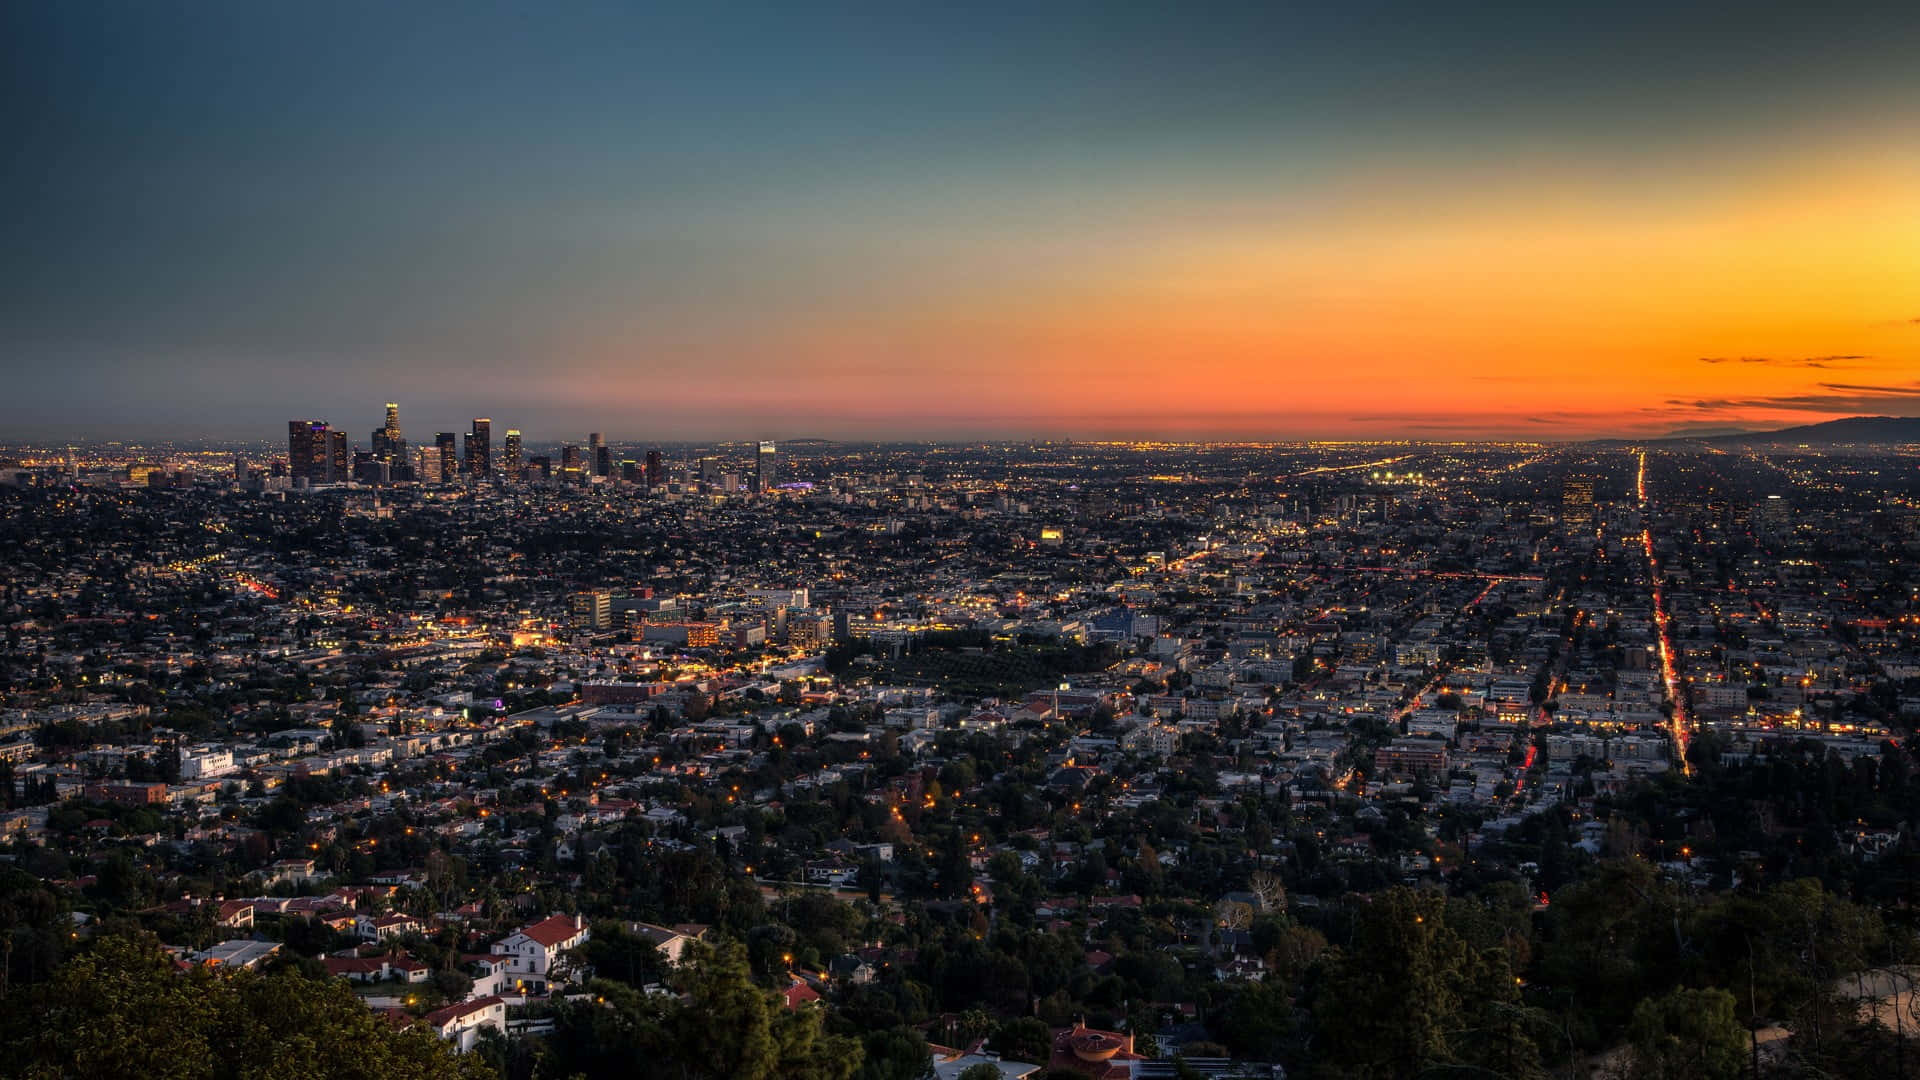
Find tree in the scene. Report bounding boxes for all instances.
[990,1017,1052,1065]
[853,1027,930,1080]
[1,932,490,1080]
[1247,870,1285,914]
[1212,898,1253,932]
[1622,987,1745,1080]
[1311,888,1540,1078]
[543,942,859,1080]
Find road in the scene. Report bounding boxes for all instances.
[1637,450,1692,775]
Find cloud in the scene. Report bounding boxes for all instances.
[1818,382,1920,395]
[1664,380,1920,414]
[1697,355,1867,369]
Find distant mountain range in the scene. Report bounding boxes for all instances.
[1610,415,1920,447]
[1687,415,1920,445]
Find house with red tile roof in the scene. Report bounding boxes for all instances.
[782,975,821,1010]
[490,913,589,994]
[424,995,507,1052]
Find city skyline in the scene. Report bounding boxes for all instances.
[6,5,1919,441]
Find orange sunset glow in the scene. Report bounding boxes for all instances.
[7,5,1920,441]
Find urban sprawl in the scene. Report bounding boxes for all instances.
[5,406,1920,1079]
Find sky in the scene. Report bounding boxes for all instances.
[3,2,1919,443]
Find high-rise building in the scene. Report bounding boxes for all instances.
[560,444,584,483]
[415,445,442,484]
[434,433,457,483]
[1562,475,1595,529]
[329,431,350,483]
[503,429,523,480]
[645,449,664,488]
[699,456,722,488]
[570,590,611,631]
[589,433,611,478]
[755,441,779,493]
[371,402,406,466]
[1755,494,1790,536]
[466,418,493,477]
[288,420,330,485]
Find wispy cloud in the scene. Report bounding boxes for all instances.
[1663,380,1920,414]
[1697,355,1868,369]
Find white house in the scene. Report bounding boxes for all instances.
[490,913,590,994]
[424,995,507,1052]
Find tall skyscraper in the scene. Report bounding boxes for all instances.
[755,440,779,493]
[589,432,610,478]
[329,431,349,482]
[466,418,492,477]
[503,429,523,480]
[1562,475,1595,529]
[435,432,457,483]
[288,420,330,485]
[645,449,664,488]
[560,444,584,483]
[371,402,405,465]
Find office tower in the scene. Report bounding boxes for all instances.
[352,450,387,485]
[434,433,457,483]
[621,460,640,484]
[645,449,664,488]
[570,590,611,631]
[329,430,349,482]
[1755,494,1790,535]
[287,420,330,485]
[466,418,493,477]
[1562,475,1595,528]
[699,456,722,487]
[560,444,584,483]
[755,440,779,493]
[371,402,405,465]
[589,432,611,478]
[415,445,442,484]
[526,454,552,481]
[503,429,523,480]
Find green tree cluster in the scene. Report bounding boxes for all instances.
[0,933,491,1080]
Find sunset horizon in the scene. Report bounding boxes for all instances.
[5,4,1918,442]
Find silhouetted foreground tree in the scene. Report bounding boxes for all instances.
[0,933,492,1080]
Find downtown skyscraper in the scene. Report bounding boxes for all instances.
[755,440,779,493]
[434,432,458,483]
[287,420,331,484]
[371,402,406,467]
[464,418,492,478]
